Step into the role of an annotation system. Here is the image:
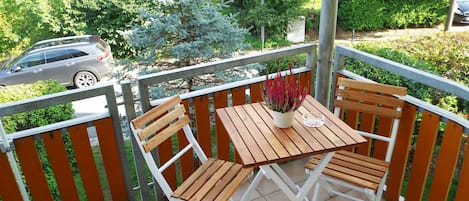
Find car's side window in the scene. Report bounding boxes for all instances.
[68,49,88,58]
[45,49,88,63]
[46,50,70,63]
[17,53,45,68]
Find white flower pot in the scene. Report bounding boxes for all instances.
[272,111,295,128]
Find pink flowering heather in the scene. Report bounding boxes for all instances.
[263,64,308,113]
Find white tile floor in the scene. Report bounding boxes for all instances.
[231,158,370,201]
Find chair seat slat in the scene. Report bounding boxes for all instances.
[324,156,386,178]
[192,162,234,200]
[306,158,381,190]
[204,164,243,200]
[214,167,253,201]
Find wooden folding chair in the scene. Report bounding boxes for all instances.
[305,78,407,201]
[130,95,253,201]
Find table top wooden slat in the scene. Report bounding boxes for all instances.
[225,107,267,163]
[304,97,365,143]
[251,103,302,156]
[233,105,279,161]
[243,104,290,158]
[216,108,256,165]
[216,95,367,167]
[291,111,327,151]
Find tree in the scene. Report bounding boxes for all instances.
[226,0,308,37]
[126,0,248,67]
[0,0,55,58]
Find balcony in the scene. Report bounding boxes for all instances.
[0,44,468,201]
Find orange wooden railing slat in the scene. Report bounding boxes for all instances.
[68,124,105,200]
[0,152,23,200]
[194,95,212,158]
[231,86,246,163]
[405,110,440,201]
[95,117,128,201]
[250,82,263,103]
[428,121,463,201]
[178,99,195,180]
[42,130,80,201]
[159,134,177,189]
[386,103,417,201]
[15,136,54,201]
[355,113,374,156]
[373,117,392,160]
[214,91,230,161]
[455,130,469,201]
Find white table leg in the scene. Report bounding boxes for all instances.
[239,152,335,201]
[261,165,302,201]
[296,152,335,200]
[272,163,299,192]
[240,169,264,201]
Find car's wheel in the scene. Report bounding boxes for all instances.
[74,71,97,88]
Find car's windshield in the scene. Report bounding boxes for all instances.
[0,58,15,70]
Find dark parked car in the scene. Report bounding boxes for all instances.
[455,0,469,24]
[0,35,114,88]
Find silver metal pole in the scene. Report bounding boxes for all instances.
[261,0,265,51]
[315,0,338,107]
[0,119,29,200]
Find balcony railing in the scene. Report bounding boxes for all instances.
[0,43,467,201]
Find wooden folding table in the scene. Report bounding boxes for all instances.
[216,95,367,201]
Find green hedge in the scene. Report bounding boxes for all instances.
[338,0,449,31]
[0,80,73,133]
[346,31,468,116]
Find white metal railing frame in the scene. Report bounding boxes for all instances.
[135,43,318,111]
[0,82,134,200]
[333,45,469,133]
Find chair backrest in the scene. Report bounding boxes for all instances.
[130,95,208,198]
[334,78,407,162]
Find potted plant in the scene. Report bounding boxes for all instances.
[263,64,309,128]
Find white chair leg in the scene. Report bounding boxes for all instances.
[312,182,320,201]
[374,173,388,201]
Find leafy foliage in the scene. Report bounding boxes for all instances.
[392,32,468,85]
[338,0,449,31]
[126,0,248,67]
[64,0,157,58]
[0,0,156,59]
[347,32,468,117]
[225,0,308,37]
[0,80,74,133]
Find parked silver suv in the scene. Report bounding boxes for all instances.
[0,35,114,88]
